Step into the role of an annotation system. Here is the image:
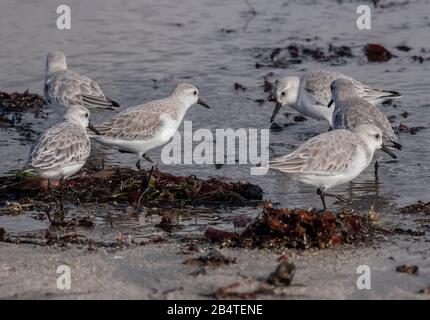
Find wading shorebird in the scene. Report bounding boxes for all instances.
[44,50,120,110]
[25,105,93,221]
[270,69,401,126]
[329,78,402,178]
[89,82,211,170]
[269,124,396,210]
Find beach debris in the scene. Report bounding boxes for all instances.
[263,79,274,93]
[234,82,247,92]
[396,265,419,275]
[398,201,430,214]
[329,44,353,57]
[219,28,236,34]
[393,228,425,236]
[0,90,44,112]
[155,213,176,232]
[0,201,23,215]
[212,279,277,299]
[400,111,410,118]
[396,45,411,52]
[266,261,295,286]
[227,215,252,228]
[184,249,236,267]
[0,113,36,140]
[206,202,385,250]
[398,123,426,135]
[365,44,392,62]
[418,286,430,294]
[411,55,430,63]
[0,167,263,208]
[204,227,239,244]
[253,43,355,69]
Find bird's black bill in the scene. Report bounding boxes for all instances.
[271,102,282,123]
[197,99,210,108]
[391,141,403,150]
[328,99,334,108]
[88,122,100,135]
[380,144,397,159]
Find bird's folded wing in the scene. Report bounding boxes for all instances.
[302,70,347,106]
[341,100,397,143]
[27,125,90,170]
[79,75,119,109]
[353,80,401,102]
[93,108,164,141]
[270,135,357,174]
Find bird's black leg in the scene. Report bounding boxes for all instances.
[55,177,65,222]
[136,153,156,171]
[316,188,351,211]
[374,160,379,180]
[322,191,351,204]
[135,158,142,171]
[316,188,327,211]
[137,166,155,207]
[142,153,154,163]
[146,166,155,186]
[323,191,352,204]
[47,179,61,221]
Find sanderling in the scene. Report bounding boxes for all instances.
[269,124,392,210]
[270,69,401,126]
[329,78,402,177]
[44,50,120,110]
[89,82,210,169]
[25,105,92,217]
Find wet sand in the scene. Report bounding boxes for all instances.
[1,239,429,299]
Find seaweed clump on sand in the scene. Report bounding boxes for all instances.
[253,43,354,69]
[398,201,430,214]
[206,202,384,250]
[0,90,44,113]
[0,167,263,208]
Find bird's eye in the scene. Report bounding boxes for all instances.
[85,113,89,118]
[281,92,286,97]
[193,90,197,96]
[375,133,380,139]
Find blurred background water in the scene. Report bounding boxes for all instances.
[0,0,429,217]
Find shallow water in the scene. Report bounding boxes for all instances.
[0,0,429,241]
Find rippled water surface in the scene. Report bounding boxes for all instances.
[1,0,429,239]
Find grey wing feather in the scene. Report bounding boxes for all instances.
[350,79,401,102]
[45,70,118,109]
[79,74,119,109]
[26,122,90,170]
[270,130,358,174]
[92,102,170,141]
[337,98,398,144]
[301,70,349,106]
